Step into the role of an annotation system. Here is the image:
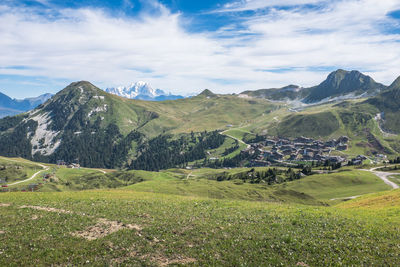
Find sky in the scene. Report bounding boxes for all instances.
[1,0,400,98]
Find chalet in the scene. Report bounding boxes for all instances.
[272,152,284,160]
[281,149,293,155]
[337,144,348,151]
[265,139,277,146]
[325,140,337,147]
[338,136,350,143]
[67,163,81,169]
[326,156,345,163]
[294,136,313,143]
[322,148,331,153]
[281,145,295,151]
[278,139,291,146]
[294,143,305,148]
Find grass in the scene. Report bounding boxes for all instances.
[388,175,400,186]
[277,169,391,201]
[0,156,45,184]
[1,189,400,266]
[0,155,400,265]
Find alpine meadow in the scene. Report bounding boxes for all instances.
[1,1,400,266]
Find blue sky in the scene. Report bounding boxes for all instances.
[1,0,400,98]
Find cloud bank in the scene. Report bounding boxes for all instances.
[1,0,400,97]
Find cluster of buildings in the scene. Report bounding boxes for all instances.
[57,160,80,169]
[244,136,350,166]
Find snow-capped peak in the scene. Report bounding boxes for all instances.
[106,81,166,99]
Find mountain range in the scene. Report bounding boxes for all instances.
[105,81,184,101]
[0,92,53,118]
[0,69,399,169]
[242,69,387,103]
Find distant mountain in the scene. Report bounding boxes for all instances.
[241,69,387,103]
[0,92,52,118]
[105,81,183,101]
[198,89,217,98]
[303,69,386,103]
[241,85,308,101]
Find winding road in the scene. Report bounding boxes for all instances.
[8,163,49,186]
[364,166,399,189]
[220,129,251,149]
[330,167,399,201]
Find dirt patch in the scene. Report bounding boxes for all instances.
[149,255,197,266]
[71,218,142,241]
[19,205,72,214]
[0,203,11,207]
[0,230,5,234]
[296,262,309,267]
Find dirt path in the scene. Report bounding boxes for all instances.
[185,171,193,180]
[364,167,399,189]
[330,195,361,201]
[8,163,49,186]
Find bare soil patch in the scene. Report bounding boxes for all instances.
[0,203,11,207]
[19,205,72,214]
[148,254,197,266]
[71,218,142,241]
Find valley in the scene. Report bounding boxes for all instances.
[1,69,400,266]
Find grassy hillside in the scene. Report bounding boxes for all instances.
[0,156,43,183]
[277,169,391,201]
[1,156,399,265]
[1,189,400,266]
[4,157,387,206]
[274,111,340,138]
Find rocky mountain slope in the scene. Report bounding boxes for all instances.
[366,76,400,134]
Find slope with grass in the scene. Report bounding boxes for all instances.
[277,169,392,201]
[1,188,400,266]
[0,82,279,169]
[0,156,45,184]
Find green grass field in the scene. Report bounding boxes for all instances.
[1,156,400,266]
[277,169,391,201]
[1,189,400,266]
[0,157,46,184]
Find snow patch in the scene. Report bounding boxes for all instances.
[87,104,108,118]
[93,95,105,100]
[238,94,250,98]
[29,112,60,156]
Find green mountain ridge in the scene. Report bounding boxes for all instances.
[0,81,278,168]
[242,69,388,103]
[0,73,399,169]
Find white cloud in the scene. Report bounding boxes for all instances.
[218,0,324,12]
[1,0,400,96]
